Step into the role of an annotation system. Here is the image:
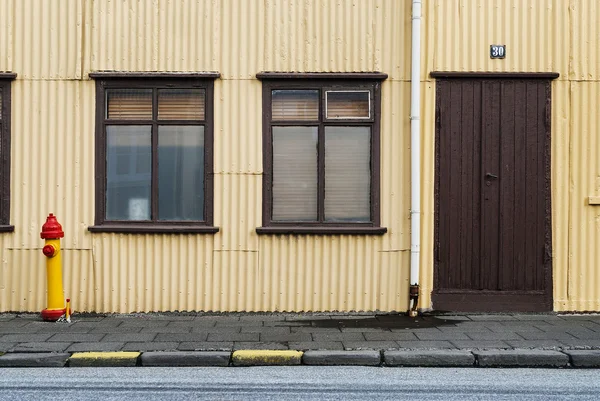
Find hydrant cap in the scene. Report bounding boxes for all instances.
[40,213,64,239]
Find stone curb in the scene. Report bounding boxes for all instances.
[563,350,600,368]
[69,351,140,367]
[384,350,475,367]
[303,350,380,366]
[232,350,303,366]
[141,351,230,367]
[474,350,569,368]
[0,349,597,368]
[0,352,70,367]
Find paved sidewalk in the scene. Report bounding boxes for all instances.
[1,312,599,367]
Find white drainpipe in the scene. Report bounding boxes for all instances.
[409,0,422,317]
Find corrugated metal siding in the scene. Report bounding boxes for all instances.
[379,82,411,252]
[258,236,393,311]
[563,82,600,311]
[214,80,263,174]
[213,174,261,251]
[0,0,13,71]
[10,80,95,250]
[428,0,569,78]
[570,0,600,80]
[91,235,213,313]
[12,0,83,79]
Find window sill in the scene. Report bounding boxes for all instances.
[0,225,15,233]
[88,225,219,234]
[256,226,387,235]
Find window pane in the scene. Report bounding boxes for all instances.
[106,89,153,120]
[325,127,371,222]
[272,90,319,121]
[272,126,318,221]
[0,88,2,119]
[158,126,205,221]
[158,89,205,120]
[326,91,370,119]
[106,126,152,220]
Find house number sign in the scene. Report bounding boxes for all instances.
[490,45,506,59]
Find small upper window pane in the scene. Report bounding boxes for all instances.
[158,89,205,120]
[106,89,153,120]
[272,90,319,121]
[325,91,370,119]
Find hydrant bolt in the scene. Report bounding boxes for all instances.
[42,244,56,257]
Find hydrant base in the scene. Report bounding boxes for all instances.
[41,308,66,321]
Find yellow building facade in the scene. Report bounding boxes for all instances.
[0,0,598,313]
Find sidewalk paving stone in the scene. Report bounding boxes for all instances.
[516,331,577,340]
[11,342,72,352]
[450,340,511,349]
[303,350,380,366]
[259,333,312,342]
[466,332,525,341]
[0,334,53,342]
[474,349,569,367]
[207,333,259,342]
[119,321,170,328]
[178,342,233,351]
[289,342,344,350]
[290,327,342,333]
[396,340,456,349]
[415,332,470,340]
[92,326,144,333]
[344,341,398,350]
[242,326,290,334]
[103,333,157,342]
[504,340,564,349]
[122,342,179,351]
[0,353,70,367]
[363,332,417,341]
[139,326,192,334]
[384,350,474,367]
[155,333,208,342]
[312,333,365,341]
[66,342,125,352]
[234,342,288,350]
[141,351,230,367]
[48,333,106,342]
[170,320,217,328]
[558,339,600,349]
[199,327,242,334]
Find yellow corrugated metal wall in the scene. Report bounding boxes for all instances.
[0,0,598,312]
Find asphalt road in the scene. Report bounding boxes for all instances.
[0,367,599,400]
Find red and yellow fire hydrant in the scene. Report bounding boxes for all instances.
[40,213,66,321]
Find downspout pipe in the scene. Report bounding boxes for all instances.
[408,0,422,317]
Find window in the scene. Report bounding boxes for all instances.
[0,73,15,232]
[89,73,219,233]
[257,73,387,235]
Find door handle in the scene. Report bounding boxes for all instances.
[485,173,498,179]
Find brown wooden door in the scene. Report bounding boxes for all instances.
[433,78,552,312]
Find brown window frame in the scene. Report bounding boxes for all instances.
[0,73,16,232]
[88,73,219,234]
[256,72,388,235]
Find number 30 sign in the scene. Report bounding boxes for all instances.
[490,45,506,59]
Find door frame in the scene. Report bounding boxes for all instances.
[430,71,559,312]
